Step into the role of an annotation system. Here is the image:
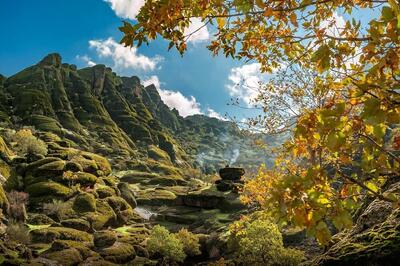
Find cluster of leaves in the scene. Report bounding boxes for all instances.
[13,129,47,156]
[228,213,304,266]
[147,225,201,263]
[120,0,400,245]
[175,228,201,257]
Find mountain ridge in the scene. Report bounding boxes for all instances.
[0,53,267,175]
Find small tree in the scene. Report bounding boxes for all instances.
[147,225,186,263]
[175,228,201,257]
[229,216,304,266]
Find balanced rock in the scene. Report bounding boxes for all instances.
[218,167,245,181]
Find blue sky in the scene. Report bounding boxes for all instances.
[0,0,258,120]
[0,0,380,121]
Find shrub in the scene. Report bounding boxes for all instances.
[6,222,31,244]
[7,191,28,222]
[13,129,48,156]
[147,225,186,263]
[175,228,201,257]
[229,217,304,266]
[42,200,71,221]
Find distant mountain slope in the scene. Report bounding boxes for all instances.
[0,54,271,174]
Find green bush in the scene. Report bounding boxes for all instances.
[229,218,304,266]
[147,225,186,263]
[175,228,201,257]
[13,129,48,156]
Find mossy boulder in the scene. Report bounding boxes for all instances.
[31,226,93,243]
[87,200,117,231]
[0,136,13,161]
[61,218,91,232]
[117,182,137,209]
[25,157,62,173]
[136,188,177,206]
[43,248,83,266]
[79,257,115,266]
[94,231,117,248]
[60,171,97,187]
[80,152,111,176]
[50,240,94,260]
[34,160,66,177]
[64,161,83,172]
[96,186,116,199]
[73,193,96,213]
[25,181,72,198]
[105,196,131,211]
[313,182,400,265]
[28,213,55,225]
[98,242,136,264]
[147,145,170,162]
[147,176,180,186]
[120,171,159,184]
[0,185,10,213]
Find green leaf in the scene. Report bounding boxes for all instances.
[382,6,395,21]
[311,45,331,72]
[366,182,379,193]
[397,14,400,29]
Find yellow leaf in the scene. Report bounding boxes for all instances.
[217,17,226,28]
[264,8,273,17]
[290,13,298,27]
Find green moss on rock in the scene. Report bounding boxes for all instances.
[87,200,117,231]
[25,181,72,198]
[73,193,96,213]
[94,231,117,248]
[98,242,136,264]
[43,248,83,266]
[61,218,91,232]
[31,226,93,243]
[0,184,10,212]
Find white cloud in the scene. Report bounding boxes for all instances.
[141,75,202,117]
[320,12,346,37]
[226,63,268,106]
[184,18,210,43]
[143,75,162,90]
[207,108,227,121]
[320,13,361,68]
[105,0,209,44]
[76,55,96,67]
[158,90,203,117]
[104,0,145,20]
[89,37,163,72]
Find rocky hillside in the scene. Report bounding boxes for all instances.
[0,54,269,176]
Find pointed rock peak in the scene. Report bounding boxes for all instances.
[121,76,141,87]
[39,53,62,67]
[144,84,158,92]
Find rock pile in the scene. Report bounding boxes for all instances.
[215,166,245,193]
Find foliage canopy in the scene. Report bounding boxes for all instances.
[120,0,400,244]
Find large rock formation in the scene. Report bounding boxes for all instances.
[0,54,270,176]
[312,178,400,265]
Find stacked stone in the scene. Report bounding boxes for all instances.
[215,167,245,193]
